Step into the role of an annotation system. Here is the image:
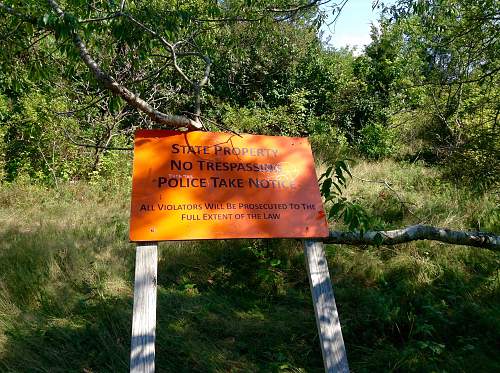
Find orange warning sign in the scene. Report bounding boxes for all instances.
[129,130,329,241]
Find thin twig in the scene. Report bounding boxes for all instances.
[195,114,243,137]
[352,174,422,220]
[79,11,122,23]
[52,95,107,116]
[61,126,132,151]
[37,143,59,189]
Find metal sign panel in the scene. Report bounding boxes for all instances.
[129,130,328,241]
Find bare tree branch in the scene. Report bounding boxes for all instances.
[326,0,348,27]
[53,94,107,116]
[44,0,201,129]
[61,125,132,151]
[79,12,122,23]
[120,14,190,83]
[195,0,334,23]
[123,12,211,124]
[325,225,499,250]
[194,15,263,23]
[267,0,329,14]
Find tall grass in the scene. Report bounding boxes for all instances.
[342,159,500,232]
[0,181,133,372]
[0,160,499,372]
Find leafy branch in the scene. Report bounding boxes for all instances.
[319,160,376,235]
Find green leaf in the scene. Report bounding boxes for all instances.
[329,201,344,219]
[338,160,352,178]
[332,181,343,195]
[321,177,332,198]
[373,232,384,246]
[24,23,34,36]
[270,259,281,267]
[109,96,123,113]
[319,166,333,182]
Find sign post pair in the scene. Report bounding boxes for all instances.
[129,130,349,372]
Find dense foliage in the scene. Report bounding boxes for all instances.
[0,0,498,189]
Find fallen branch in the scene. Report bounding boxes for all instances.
[325,224,499,250]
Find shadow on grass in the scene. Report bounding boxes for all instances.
[0,296,132,372]
[0,221,134,372]
[0,227,324,372]
[154,239,323,372]
[1,221,499,372]
[328,244,500,372]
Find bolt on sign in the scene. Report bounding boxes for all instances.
[129,130,329,241]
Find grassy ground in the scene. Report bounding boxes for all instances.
[0,160,498,372]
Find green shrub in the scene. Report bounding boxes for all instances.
[220,103,312,138]
[358,122,397,159]
[445,129,500,191]
[309,125,349,164]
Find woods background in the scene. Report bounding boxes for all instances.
[0,0,499,372]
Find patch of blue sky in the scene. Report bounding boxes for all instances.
[319,0,396,54]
